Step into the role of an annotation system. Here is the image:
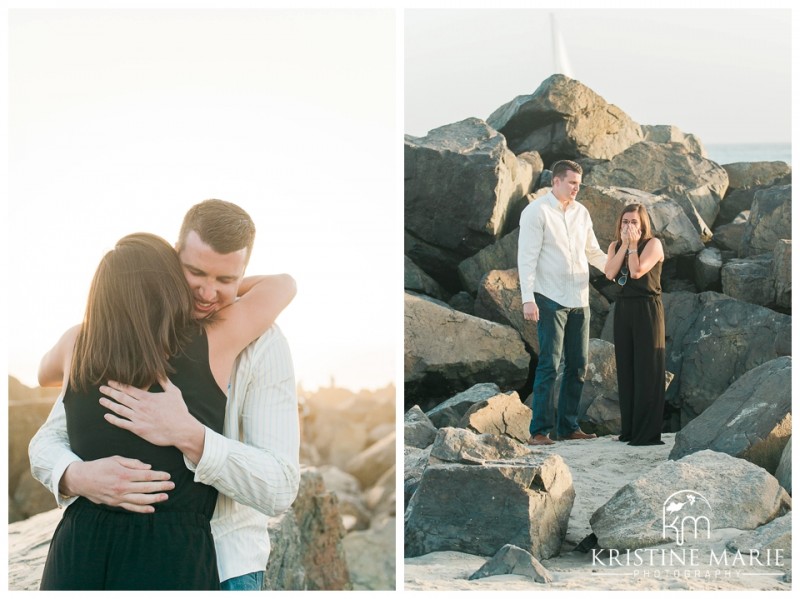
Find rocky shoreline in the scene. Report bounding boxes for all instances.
[404,74,791,591]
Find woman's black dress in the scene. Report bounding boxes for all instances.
[40,326,226,590]
[613,238,666,446]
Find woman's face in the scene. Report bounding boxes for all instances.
[621,211,641,235]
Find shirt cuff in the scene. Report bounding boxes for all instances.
[185,425,229,485]
[52,455,82,509]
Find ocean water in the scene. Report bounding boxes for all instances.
[705,143,791,167]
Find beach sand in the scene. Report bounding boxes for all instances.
[404,433,790,591]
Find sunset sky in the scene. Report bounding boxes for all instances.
[7,9,397,392]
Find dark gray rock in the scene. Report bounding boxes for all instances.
[740,184,791,257]
[583,141,729,228]
[474,268,539,352]
[694,247,722,291]
[404,256,447,300]
[404,446,430,509]
[722,161,791,191]
[669,357,791,473]
[712,210,749,252]
[772,239,791,310]
[404,405,438,449]
[578,186,704,258]
[426,383,502,428]
[458,228,521,295]
[469,544,553,583]
[661,291,791,423]
[487,74,643,163]
[404,293,530,411]
[405,428,574,559]
[404,118,540,284]
[447,291,474,315]
[720,253,774,307]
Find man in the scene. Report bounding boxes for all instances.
[29,199,300,591]
[517,160,607,446]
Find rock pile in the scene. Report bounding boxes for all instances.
[404,74,791,572]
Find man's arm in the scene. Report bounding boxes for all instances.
[188,327,300,516]
[585,217,608,272]
[29,387,175,513]
[518,205,544,321]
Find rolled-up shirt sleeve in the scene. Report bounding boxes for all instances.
[28,389,82,508]
[185,326,300,517]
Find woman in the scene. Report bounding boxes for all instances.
[604,204,666,446]
[38,233,294,590]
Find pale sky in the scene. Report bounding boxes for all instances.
[405,8,792,145]
[7,9,396,392]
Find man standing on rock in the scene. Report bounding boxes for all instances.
[29,199,301,590]
[518,160,607,446]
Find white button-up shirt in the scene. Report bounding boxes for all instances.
[517,191,607,308]
[29,324,300,583]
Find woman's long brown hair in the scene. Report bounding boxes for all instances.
[69,233,196,392]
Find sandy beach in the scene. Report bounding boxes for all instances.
[404,433,790,591]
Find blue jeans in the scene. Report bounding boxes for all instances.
[220,571,264,591]
[530,293,589,438]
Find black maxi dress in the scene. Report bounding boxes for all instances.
[613,238,666,446]
[40,326,226,590]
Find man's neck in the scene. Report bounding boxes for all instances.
[553,192,573,209]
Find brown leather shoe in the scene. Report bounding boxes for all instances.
[527,434,555,446]
[559,429,597,441]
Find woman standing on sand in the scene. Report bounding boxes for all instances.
[38,233,293,590]
[604,204,666,446]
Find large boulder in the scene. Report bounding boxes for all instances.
[712,209,749,252]
[404,293,530,411]
[487,74,643,163]
[578,186,704,258]
[583,141,729,228]
[739,184,791,257]
[590,450,791,550]
[669,357,791,473]
[404,118,541,287]
[405,428,574,560]
[660,291,791,423]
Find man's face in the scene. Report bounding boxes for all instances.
[178,230,248,319]
[552,169,582,202]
